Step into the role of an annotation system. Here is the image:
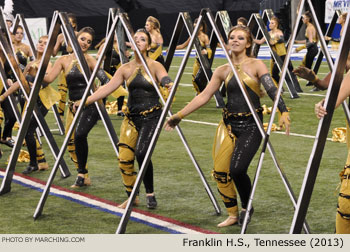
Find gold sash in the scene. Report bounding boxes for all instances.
[225,60,262,97]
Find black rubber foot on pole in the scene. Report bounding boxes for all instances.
[0,186,11,195]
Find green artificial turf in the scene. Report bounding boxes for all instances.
[0,56,346,234]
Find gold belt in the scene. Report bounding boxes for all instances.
[223,107,263,119]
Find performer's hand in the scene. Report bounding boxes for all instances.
[293,66,317,82]
[7,79,13,87]
[325,36,331,41]
[165,82,173,92]
[279,112,291,136]
[0,95,5,103]
[315,99,327,119]
[73,100,81,113]
[164,113,182,131]
[201,49,207,55]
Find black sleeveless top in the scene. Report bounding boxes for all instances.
[126,67,161,115]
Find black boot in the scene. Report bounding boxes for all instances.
[146,195,157,209]
[22,165,38,174]
[238,207,254,226]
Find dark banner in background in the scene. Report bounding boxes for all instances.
[0,0,325,46]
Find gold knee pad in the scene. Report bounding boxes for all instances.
[0,107,4,125]
[118,118,138,193]
[191,60,201,94]
[212,120,238,216]
[336,165,350,233]
[58,71,68,115]
[35,138,46,162]
[65,109,80,169]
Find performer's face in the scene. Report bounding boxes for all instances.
[269,20,277,30]
[228,29,250,54]
[36,37,48,53]
[15,28,24,42]
[78,32,92,52]
[194,22,203,32]
[338,15,345,25]
[133,32,150,52]
[6,20,12,29]
[302,15,309,24]
[145,21,152,32]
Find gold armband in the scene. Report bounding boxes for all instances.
[177,111,185,119]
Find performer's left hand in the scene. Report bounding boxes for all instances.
[279,112,290,135]
[315,99,327,119]
[165,82,173,92]
[73,100,81,113]
[164,113,182,131]
[293,66,317,82]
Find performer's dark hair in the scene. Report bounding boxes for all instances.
[237,17,248,26]
[67,13,78,30]
[14,25,24,34]
[135,28,152,45]
[77,27,95,40]
[194,18,207,34]
[304,11,312,22]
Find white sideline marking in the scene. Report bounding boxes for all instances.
[0,171,205,234]
[181,119,333,141]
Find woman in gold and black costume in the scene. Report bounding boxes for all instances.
[44,27,126,188]
[52,13,79,121]
[295,11,318,71]
[74,28,172,209]
[1,25,33,148]
[254,16,302,92]
[165,25,290,228]
[0,35,58,173]
[145,16,165,67]
[176,18,212,94]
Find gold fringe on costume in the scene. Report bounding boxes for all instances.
[7,149,30,163]
[332,127,347,143]
[39,85,61,110]
[263,123,277,132]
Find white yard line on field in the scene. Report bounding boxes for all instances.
[180,118,333,141]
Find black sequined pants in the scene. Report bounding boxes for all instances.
[26,100,48,166]
[74,104,100,174]
[225,113,263,209]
